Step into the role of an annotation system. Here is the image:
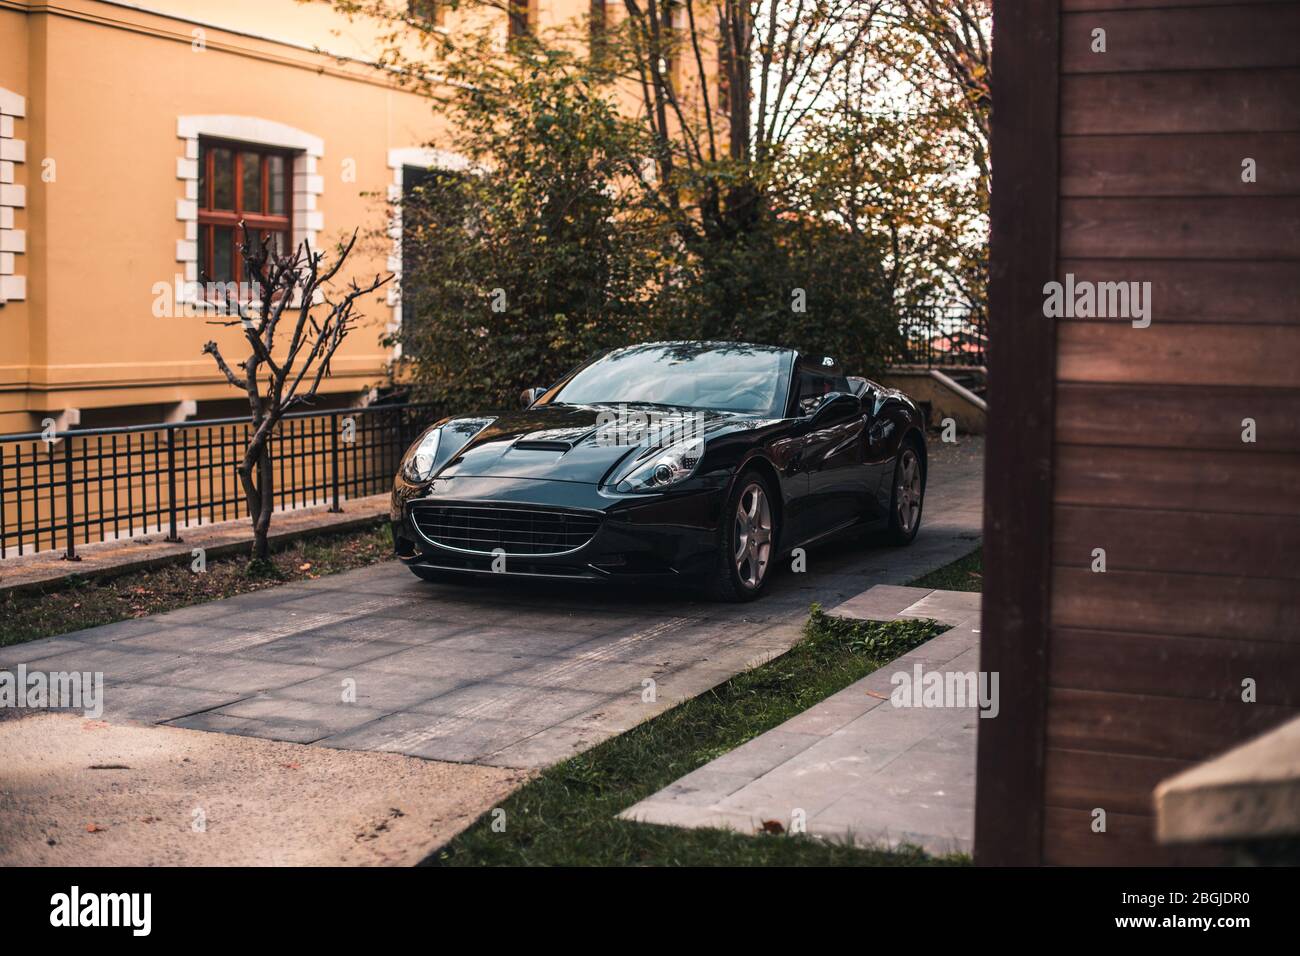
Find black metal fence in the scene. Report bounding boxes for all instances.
[893,306,987,367]
[0,402,437,560]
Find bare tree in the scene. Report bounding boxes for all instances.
[615,1,885,244]
[201,225,391,566]
[884,0,991,196]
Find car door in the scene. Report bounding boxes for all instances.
[789,368,870,540]
[857,380,897,522]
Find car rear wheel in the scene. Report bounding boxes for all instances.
[885,438,925,545]
[705,469,777,602]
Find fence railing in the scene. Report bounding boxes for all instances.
[0,402,437,561]
[893,306,987,368]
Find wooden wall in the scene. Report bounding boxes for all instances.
[1043,0,1300,864]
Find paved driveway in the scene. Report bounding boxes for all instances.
[1,439,983,770]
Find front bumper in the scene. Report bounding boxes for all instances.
[392,474,726,582]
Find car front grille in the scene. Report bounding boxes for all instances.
[410,503,602,556]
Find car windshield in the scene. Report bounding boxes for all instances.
[546,343,792,415]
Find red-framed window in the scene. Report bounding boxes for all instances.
[196,139,293,284]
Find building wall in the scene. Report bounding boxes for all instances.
[0,0,653,434]
[979,0,1300,867]
[0,5,32,424]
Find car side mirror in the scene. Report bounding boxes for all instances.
[809,391,861,427]
[519,387,546,409]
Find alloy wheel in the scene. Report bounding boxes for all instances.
[896,448,922,534]
[734,482,773,589]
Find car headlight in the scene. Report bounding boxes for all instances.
[613,436,705,493]
[401,428,442,483]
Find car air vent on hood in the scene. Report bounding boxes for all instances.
[513,439,574,451]
[512,427,594,452]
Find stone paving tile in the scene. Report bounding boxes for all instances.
[0,636,98,667]
[897,590,981,626]
[776,689,886,737]
[273,667,463,713]
[580,630,726,668]
[432,624,611,657]
[186,694,393,743]
[38,617,168,647]
[365,599,518,627]
[701,730,826,778]
[360,644,544,683]
[907,718,979,756]
[481,722,606,769]
[288,613,470,646]
[833,585,933,622]
[113,624,285,656]
[408,682,609,725]
[96,681,244,724]
[652,768,757,807]
[810,750,977,853]
[17,645,190,684]
[149,656,335,697]
[216,607,352,638]
[648,659,763,703]
[269,592,410,618]
[555,692,661,738]
[315,710,551,762]
[240,634,413,669]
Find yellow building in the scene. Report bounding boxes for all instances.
[0,0,703,434]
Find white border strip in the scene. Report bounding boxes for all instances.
[385,147,472,358]
[0,87,27,304]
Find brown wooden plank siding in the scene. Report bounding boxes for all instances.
[1039,0,1300,864]
[1053,260,1300,324]
[1061,133,1300,196]
[1061,70,1300,133]
[1056,384,1300,449]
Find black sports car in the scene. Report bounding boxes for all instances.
[391,342,927,601]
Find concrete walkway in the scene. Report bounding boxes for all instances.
[620,585,982,857]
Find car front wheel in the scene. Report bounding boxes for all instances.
[705,469,777,602]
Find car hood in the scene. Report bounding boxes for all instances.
[434,404,749,486]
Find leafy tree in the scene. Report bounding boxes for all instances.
[311,0,990,391]
[393,44,667,410]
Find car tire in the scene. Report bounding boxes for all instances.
[885,436,925,546]
[705,468,778,602]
